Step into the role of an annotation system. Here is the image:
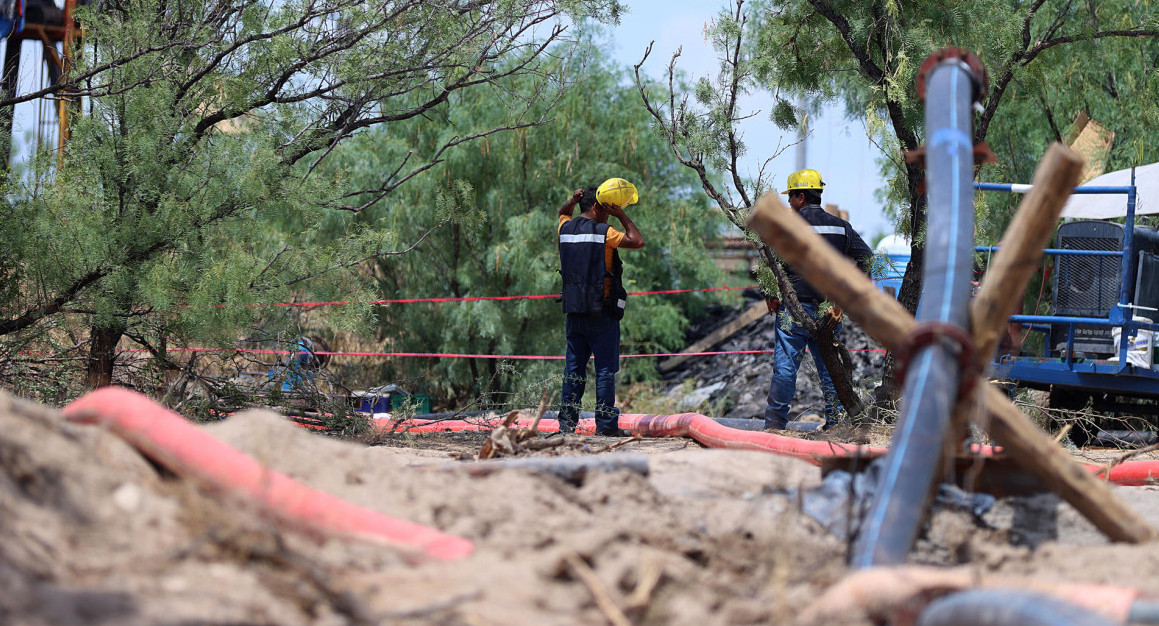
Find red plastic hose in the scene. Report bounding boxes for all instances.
[373,412,1159,486]
[63,387,473,561]
[375,413,885,461]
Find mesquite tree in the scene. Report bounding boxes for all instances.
[633,1,866,420]
[635,0,1159,414]
[325,41,724,404]
[0,0,624,396]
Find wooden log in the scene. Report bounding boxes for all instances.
[820,451,1054,498]
[948,144,1084,459]
[983,385,1158,541]
[972,144,1085,363]
[659,300,768,373]
[747,193,917,348]
[747,187,1158,543]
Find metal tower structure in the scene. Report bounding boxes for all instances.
[0,0,82,170]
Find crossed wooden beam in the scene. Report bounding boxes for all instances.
[747,144,1157,543]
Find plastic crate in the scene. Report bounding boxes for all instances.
[392,393,431,414]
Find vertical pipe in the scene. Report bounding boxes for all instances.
[0,37,24,170]
[851,56,980,566]
[1114,184,1138,367]
[59,0,77,159]
[1119,182,1136,309]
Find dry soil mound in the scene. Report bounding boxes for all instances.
[7,390,1159,625]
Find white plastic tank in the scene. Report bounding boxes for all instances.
[874,234,911,298]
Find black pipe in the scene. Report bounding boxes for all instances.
[916,589,1115,626]
[1093,429,1159,448]
[1129,600,1159,624]
[851,53,981,566]
[711,417,766,431]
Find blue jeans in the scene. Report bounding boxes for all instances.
[764,302,844,429]
[559,312,621,433]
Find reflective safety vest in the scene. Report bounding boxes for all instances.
[559,217,626,319]
[789,205,873,302]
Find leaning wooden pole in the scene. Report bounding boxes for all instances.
[747,185,1158,544]
[971,145,1085,365]
[950,144,1082,451]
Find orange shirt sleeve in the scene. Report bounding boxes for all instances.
[605,226,625,249]
[558,214,572,233]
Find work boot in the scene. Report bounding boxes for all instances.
[763,419,788,432]
[595,428,632,437]
[556,422,577,436]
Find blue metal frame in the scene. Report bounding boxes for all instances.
[975,178,1159,397]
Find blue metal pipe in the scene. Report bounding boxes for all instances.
[916,589,1116,626]
[975,246,1122,258]
[975,182,1133,195]
[1009,315,1117,326]
[1119,184,1138,314]
[851,56,978,567]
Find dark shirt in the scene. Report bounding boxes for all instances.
[788,205,874,302]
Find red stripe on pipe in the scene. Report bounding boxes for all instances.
[62,387,473,561]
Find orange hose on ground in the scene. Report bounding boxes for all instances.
[1096,462,1159,486]
[63,387,473,561]
[373,412,1159,486]
[375,413,885,461]
[623,413,882,462]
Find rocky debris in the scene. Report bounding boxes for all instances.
[662,295,886,421]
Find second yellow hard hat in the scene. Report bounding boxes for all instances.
[782,169,825,194]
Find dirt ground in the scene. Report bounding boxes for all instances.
[6,391,1159,625]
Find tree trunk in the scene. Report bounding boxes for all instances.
[757,245,864,420]
[869,170,929,419]
[85,323,125,389]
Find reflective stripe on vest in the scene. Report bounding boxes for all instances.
[813,225,845,235]
[560,233,606,244]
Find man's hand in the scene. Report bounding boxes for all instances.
[823,305,843,330]
[607,203,645,249]
[603,202,626,219]
[558,188,584,217]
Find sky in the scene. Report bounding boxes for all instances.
[607,0,896,241]
[2,1,895,240]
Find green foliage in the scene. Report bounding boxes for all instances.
[0,0,626,400]
[771,98,799,131]
[326,41,726,404]
[746,0,1159,242]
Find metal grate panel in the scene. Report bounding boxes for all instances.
[1052,221,1124,355]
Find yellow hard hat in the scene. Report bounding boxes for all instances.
[781,168,825,194]
[596,178,638,208]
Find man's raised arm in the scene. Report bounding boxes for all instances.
[606,205,645,249]
[559,189,583,217]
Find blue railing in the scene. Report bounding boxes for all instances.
[974,181,1140,368]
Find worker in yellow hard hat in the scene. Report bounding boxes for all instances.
[763,169,873,431]
[555,178,645,436]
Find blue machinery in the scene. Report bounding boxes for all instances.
[975,178,1159,405]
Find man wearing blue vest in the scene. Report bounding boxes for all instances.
[764,169,873,430]
[556,179,646,436]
